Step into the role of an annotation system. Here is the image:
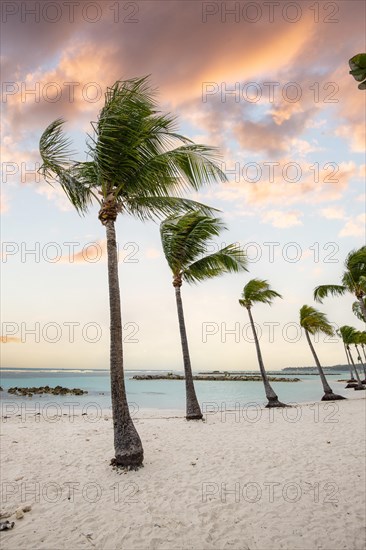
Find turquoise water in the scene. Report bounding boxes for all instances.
[0,368,354,412]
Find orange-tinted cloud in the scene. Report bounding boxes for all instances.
[0,336,21,344]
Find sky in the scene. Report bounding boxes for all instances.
[1,0,365,371]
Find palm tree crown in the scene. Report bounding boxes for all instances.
[314,247,366,304]
[239,279,282,310]
[39,77,227,222]
[299,305,334,336]
[160,212,248,285]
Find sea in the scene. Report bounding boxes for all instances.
[0,367,354,415]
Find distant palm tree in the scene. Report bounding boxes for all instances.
[160,212,248,419]
[314,247,366,322]
[354,331,366,382]
[39,77,227,467]
[338,326,365,390]
[239,279,286,407]
[300,306,345,401]
[336,328,357,386]
[356,331,366,382]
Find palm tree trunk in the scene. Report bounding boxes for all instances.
[305,330,345,400]
[354,344,366,383]
[247,308,286,407]
[174,284,202,420]
[347,345,364,389]
[362,343,366,363]
[105,220,144,467]
[343,343,357,387]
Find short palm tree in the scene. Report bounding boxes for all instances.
[352,298,366,323]
[356,331,366,382]
[300,306,345,401]
[339,325,365,390]
[353,331,366,382]
[314,247,366,321]
[239,279,286,407]
[160,212,248,419]
[39,77,227,467]
[336,328,357,386]
[338,326,365,390]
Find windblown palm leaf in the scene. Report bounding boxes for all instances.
[352,299,366,322]
[299,305,334,336]
[160,212,247,282]
[39,77,227,218]
[239,279,282,309]
[314,247,366,323]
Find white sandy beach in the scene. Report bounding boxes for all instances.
[0,398,365,550]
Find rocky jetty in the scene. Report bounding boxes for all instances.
[7,386,88,397]
[132,373,299,382]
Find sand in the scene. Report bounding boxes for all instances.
[0,398,365,550]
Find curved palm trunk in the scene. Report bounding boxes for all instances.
[361,343,366,363]
[247,308,286,407]
[304,330,345,400]
[105,220,144,467]
[355,344,366,377]
[352,344,366,387]
[347,345,364,389]
[343,343,357,387]
[174,284,202,420]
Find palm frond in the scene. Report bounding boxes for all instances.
[299,305,334,336]
[313,284,346,302]
[39,118,75,179]
[160,212,227,274]
[125,196,219,221]
[239,279,282,308]
[183,244,248,284]
[338,325,358,345]
[352,300,366,322]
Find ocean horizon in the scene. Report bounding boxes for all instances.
[0,366,354,412]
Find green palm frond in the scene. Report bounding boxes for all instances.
[160,212,246,282]
[184,244,248,284]
[39,77,227,221]
[160,212,226,274]
[126,196,219,221]
[338,325,358,345]
[352,299,366,322]
[299,305,334,336]
[239,279,282,309]
[39,118,75,178]
[313,284,346,302]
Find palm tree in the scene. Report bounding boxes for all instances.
[239,279,286,407]
[300,306,345,401]
[39,77,227,467]
[314,247,366,322]
[354,331,366,382]
[336,328,357,386]
[160,212,248,419]
[356,331,366,382]
[338,326,365,390]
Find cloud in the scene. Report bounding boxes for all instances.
[339,214,366,237]
[319,207,345,220]
[0,336,21,344]
[261,210,303,228]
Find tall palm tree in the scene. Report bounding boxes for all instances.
[338,326,365,390]
[160,212,247,419]
[314,247,366,322]
[239,279,286,408]
[300,306,345,401]
[39,77,227,467]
